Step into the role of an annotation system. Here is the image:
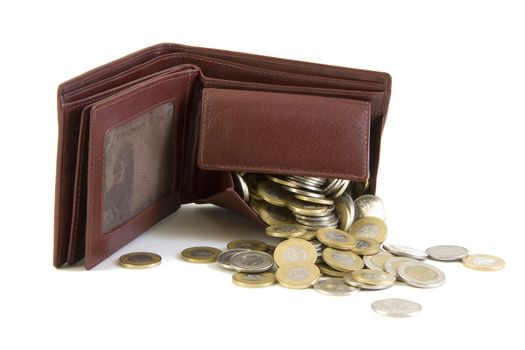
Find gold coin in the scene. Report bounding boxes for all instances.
[259,202,295,225]
[287,199,332,216]
[249,199,263,215]
[266,175,297,188]
[322,248,364,272]
[297,230,318,241]
[181,247,221,263]
[276,262,321,289]
[227,239,268,252]
[294,194,334,206]
[351,269,396,286]
[462,254,505,271]
[352,237,381,256]
[274,238,317,267]
[257,180,293,207]
[232,272,276,288]
[265,224,306,238]
[349,217,388,243]
[318,263,346,277]
[316,228,357,250]
[119,252,161,269]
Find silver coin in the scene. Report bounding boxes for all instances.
[372,298,422,317]
[232,172,250,202]
[342,274,393,290]
[314,278,360,296]
[230,250,274,273]
[286,178,324,192]
[354,195,385,220]
[283,185,327,198]
[290,176,326,187]
[425,245,469,261]
[383,243,427,260]
[327,180,350,198]
[216,249,249,269]
[397,261,446,288]
[295,217,339,228]
[293,213,337,222]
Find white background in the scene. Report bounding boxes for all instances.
[1,1,524,349]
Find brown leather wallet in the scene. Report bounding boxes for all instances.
[54,43,392,269]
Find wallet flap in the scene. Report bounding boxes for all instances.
[197,88,371,181]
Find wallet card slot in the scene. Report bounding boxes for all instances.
[198,88,371,181]
[67,106,92,265]
[84,70,198,269]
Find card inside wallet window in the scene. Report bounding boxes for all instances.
[53,43,391,269]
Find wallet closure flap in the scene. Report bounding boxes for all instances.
[197,88,371,180]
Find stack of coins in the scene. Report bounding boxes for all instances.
[237,174,359,234]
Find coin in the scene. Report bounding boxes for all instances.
[354,195,385,220]
[318,263,347,277]
[350,217,388,243]
[343,274,392,290]
[265,224,306,238]
[351,269,396,286]
[426,245,469,261]
[227,239,268,252]
[294,194,335,205]
[372,298,422,317]
[244,174,264,201]
[384,256,418,277]
[352,237,381,256]
[336,195,356,232]
[363,251,394,271]
[462,254,505,271]
[383,243,427,260]
[274,238,317,267]
[118,252,161,269]
[230,250,274,273]
[287,199,333,216]
[276,262,321,289]
[316,228,357,250]
[216,249,249,269]
[249,199,263,215]
[397,261,446,288]
[232,172,250,202]
[322,248,364,272]
[297,230,317,240]
[259,202,295,225]
[324,179,350,198]
[181,247,221,263]
[284,186,326,199]
[266,175,297,188]
[232,272,276,288]
[314,278,360,296]
[258,180,293,207]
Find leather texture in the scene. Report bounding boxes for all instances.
[54,43,392,269]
